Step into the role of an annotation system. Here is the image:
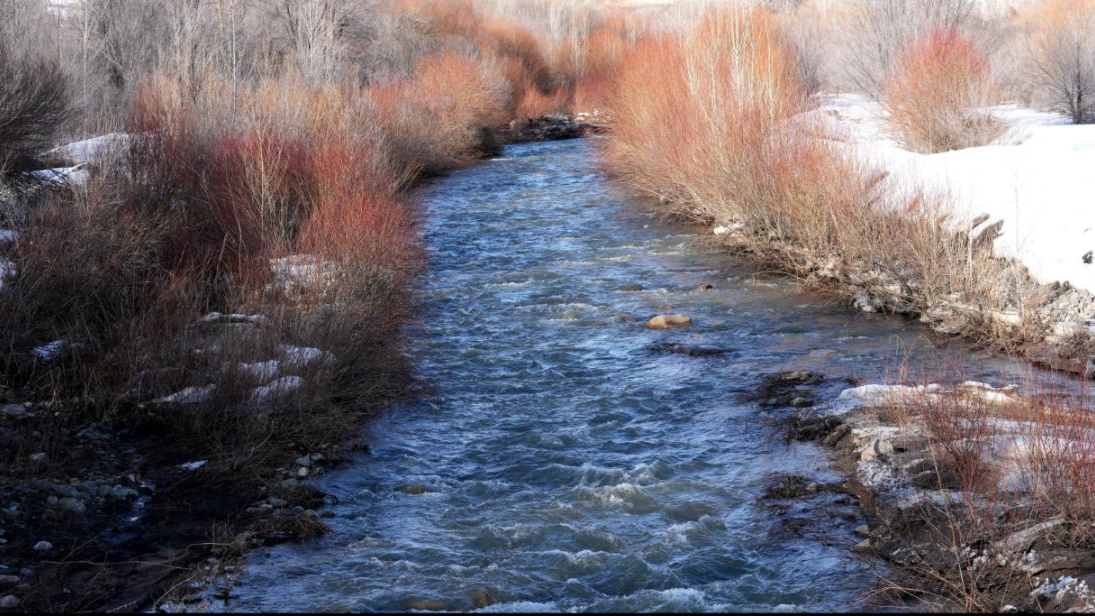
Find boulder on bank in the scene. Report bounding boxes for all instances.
[645,314,692,329]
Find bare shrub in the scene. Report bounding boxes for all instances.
[0,176,172,395]
[0,45,70,176]
[1020,385,1095,535]
[883,28,1002,153]
[1021,0,1095,123]
[571,14,636,111]
[775,0,839,95]
[515,87,570,119]
[605,8,808,218]
[0,66,426,454]
[886,382,1030,612]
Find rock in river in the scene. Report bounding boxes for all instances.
[646,314,692,329]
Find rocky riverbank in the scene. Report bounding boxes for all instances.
[708,222,1095,379]
[783,374,1095,612]
[505,111,611,143]
[0,388,365,612]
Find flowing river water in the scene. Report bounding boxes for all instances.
[227,138,1027,612]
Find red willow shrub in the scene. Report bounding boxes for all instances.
[883,28,1001,153]
[573,16,635,112]
[0,70,430,416]
[605,8,810,219]
[372,51,510,174]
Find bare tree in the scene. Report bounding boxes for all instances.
[0,1,61,61]
[81,0,169,121]
[276,0,355,82]
[841,0,979,95]
[1025,1,1095,123]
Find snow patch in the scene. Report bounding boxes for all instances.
[32,339,69,360]
[155,384,216,405]
[279,345,336,369]
[830,383,943,413]
[26,165,92,188]
[815,93,1095,295]
[196,312,272,326]
[249,376,304,405]
[52,133,129,165]
[237,360,280,382]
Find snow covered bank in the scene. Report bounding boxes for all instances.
[812,94,1095,296]
[47,133,129,166]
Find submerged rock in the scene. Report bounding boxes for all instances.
[469,590,496,609]
[763,473,820,499]
[648,341,730,357]
[753,370,825,409]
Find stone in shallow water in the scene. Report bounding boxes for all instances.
[646,314,692,329]
[469,590,496,609]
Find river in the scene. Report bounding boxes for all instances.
[226,138,1025,612]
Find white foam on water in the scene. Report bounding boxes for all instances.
[476,601,559,613]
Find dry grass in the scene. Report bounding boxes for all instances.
[883,28,1002,153]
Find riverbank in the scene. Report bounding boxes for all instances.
[788,377,1095,611]
[705,218,1095,378]
[599,12,1095,381]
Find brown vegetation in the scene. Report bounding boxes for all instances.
[883,28,1001,153]
[603,5,1043,363]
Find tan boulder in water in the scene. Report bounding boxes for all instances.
[645,314,692,329]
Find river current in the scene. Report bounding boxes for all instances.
[227,138,1024,612]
